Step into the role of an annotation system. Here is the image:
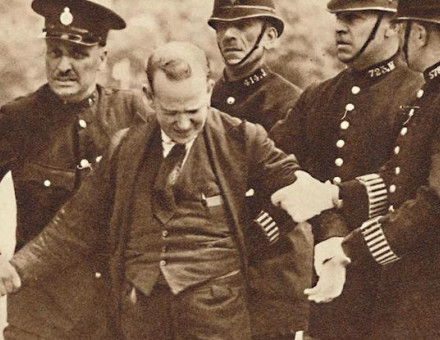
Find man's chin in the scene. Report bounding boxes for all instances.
[50,87,81,102]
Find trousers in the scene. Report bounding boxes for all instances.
[121,271,250,340]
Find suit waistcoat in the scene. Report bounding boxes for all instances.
[125,133,240,295]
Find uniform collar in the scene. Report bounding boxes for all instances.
[423,61,440,87]
[46,85,99,111]
[222,65,271,88]
[351,53,399,81]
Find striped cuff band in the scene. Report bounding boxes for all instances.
[356,174,389,218]
[360,216,400,265]
[255,211,280,245]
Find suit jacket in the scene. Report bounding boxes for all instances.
[0,84,146,339]
[10,109,300,335]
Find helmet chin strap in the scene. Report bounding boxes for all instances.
[345,13,384,64]
[402,22,412,65]
[219,22,267,68]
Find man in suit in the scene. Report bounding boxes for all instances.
[271,0,423,338]
[0,41,335,340]
[0,1,146,339]
[208,1,310,339]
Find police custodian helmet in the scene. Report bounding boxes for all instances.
[32,0,126,46]
[327,0,397,13]
[395,0,440,25]
[208,0,285,36]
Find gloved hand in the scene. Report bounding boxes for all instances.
[271,170,339,222]
[0,254,21,296]
[304,247,350,303]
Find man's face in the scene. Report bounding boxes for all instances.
[334,11,381,64]
[45,40,106,103]
[215,18,265,66]
[149,70,214,144]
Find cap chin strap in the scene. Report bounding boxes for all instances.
[219,22,267,68]
[345,13,384,64]
[402,22,412,65]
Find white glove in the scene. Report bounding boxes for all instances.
[0,254,21,296]
[304,253,350,303]
[271,170,339,222]
[314,237,346,276]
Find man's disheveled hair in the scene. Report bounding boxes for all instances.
[146,41,211,93]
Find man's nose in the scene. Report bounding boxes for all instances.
[335,19,348,34]
[56,56,73,73]
[176,115,191,130]
[223,25,239,40]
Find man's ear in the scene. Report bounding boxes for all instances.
[98,49,108,71]
[413,22,429,47]
[143,84,155,107]
[384,21,399,39]
[261,25,278,50]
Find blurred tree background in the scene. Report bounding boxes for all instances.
[0,0,344,106]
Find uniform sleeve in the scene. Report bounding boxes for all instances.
[9,136,124,284]
[342,126,440,266]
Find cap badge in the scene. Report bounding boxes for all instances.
[60,7,73,26]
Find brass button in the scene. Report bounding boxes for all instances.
[162,230,169,237]
[79,119,87,128]
[345,103,355,111]
[417,89,424,98]
[351,86,361,95]
[160,260,167,266]
[333,177,342,184]
[226,97,235,105]
[44,180,51,187]
[400,127,408,136]
[395,167,401,175]
[389,185,396,193]
[340,121,350,130]
[335,158,344,167]
[336,139,345,148]
[394,146,400,155]
[95,272,102,279]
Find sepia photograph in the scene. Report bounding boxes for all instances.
[0,0,439,339]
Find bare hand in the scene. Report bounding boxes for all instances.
[0,255,21,296]
[271,171,339,222]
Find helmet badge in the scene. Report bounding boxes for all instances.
[60,7,74,26]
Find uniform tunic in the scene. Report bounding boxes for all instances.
[212,65,312,337]
[271,54,423,339]
[337,60,440,339]
[1,84,145,339]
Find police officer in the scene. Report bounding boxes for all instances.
[208,2,310,339]
[304,1,440,337]
[271,0,423,339]
[1,0,146,339]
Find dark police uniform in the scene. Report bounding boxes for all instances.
[332,1,440,337]
[271,52,423,340]
[212,66,301,131]
[2,1,146,339]
[212,66,311,338]
[209,2,310,338]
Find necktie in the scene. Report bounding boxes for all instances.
[154,143,186,210]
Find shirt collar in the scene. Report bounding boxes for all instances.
[160,130,197,164]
